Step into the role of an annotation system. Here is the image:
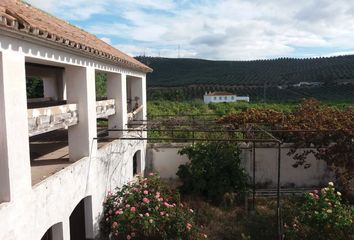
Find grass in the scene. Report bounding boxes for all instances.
[183,196,279,240]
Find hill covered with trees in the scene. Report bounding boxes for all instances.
[136,56,354,102]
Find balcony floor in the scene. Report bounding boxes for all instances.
[30,130,70,185]
[30,128,113,185]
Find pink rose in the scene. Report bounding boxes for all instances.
[112,222,118,228]
[130,207,136,212]
[143,198,150,204]
[186,223,192,231]
[144,190,149,195]
[127,235,131,240]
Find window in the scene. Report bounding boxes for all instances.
[213,97,217,100]
[224,96,227,100]
[219,96,222,100]
[231,96,234,100]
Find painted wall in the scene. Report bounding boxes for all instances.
[0,32,148,240]
[203,95,250,103]
[146,143,333,188]
[0,138,146,240]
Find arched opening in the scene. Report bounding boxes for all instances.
[69,196,93,240]
[133,150,142,176]
[40,222,63,240]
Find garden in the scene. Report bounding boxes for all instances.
[100,99,354,239]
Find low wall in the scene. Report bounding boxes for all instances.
[146,143,333,188]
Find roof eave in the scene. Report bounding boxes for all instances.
[0,16,153,73]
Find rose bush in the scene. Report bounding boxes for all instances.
[100,173,208,240]
[284,182,354,240]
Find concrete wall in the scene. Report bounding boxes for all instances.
[146,143,333,188]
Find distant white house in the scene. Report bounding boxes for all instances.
[203,91,250,103]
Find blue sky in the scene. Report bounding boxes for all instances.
[27,0,354,60]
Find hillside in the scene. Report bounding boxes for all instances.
[136,56,354,101]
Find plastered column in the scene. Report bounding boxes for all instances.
[0,50,31,202]
[43,76,58,100]
[65,66,97,161]
[61,219,70,240]
[107,73,127,138]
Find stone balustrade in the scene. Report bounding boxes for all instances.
[28,104,78,137]
[96,99,116,118]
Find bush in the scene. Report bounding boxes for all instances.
[177,142,249,204]
[100,174,207,240]
[284,182,354,240]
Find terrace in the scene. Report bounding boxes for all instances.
[26,62,145,185]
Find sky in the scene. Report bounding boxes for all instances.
[27,0,354,60]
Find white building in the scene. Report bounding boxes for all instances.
[203,91,250,103]
[0,1,151,239]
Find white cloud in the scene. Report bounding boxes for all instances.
[26,0,354,60]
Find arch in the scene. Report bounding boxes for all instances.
[69,196,94,240]
[40,222,63,240]
[133,150,142,176]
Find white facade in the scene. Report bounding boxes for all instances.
[203,93,250,103]
[0,29,147,240]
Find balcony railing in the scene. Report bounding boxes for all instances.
[28,104,78,137]
[96,99,116,118]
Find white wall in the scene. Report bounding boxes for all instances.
[146,143,333,188]
[0,32,147,239]
[0,138,146,240]
[204,95,250,103]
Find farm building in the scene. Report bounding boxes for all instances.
[203,91,250,103]
[0,0,151,239]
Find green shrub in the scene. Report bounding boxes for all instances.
[101,174,207,240]
[177,142,249,204]
[284,182,354,240]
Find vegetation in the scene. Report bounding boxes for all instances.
[137,56,354,101]
[101,174,207,240]
[219,99,354,200]
[148,99,354,117]
[177,142,249,204]
[137,55,354,87]
[283,183,354,240]
[26,77,44,98]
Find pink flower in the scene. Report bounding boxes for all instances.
[144,190,149,195]
[190,209,194,213]
[139,214,143,217]
[203,234,208,238]
[126,204,130,208]
[127,235,131,240]
[115,210,123,215]
[130,207,136,212]
[112,222,118,228]
[145,213,150,217]
[143,198,150,204]
[186,223,192,231]
[160,211,165,216]
[149,172,154,176]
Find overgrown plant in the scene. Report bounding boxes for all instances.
[283,182,354,240]
[219,98,354,200]
[100,173,207,240]
[177,142,249,204]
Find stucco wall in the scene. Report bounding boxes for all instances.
[146,143,333,188]
[0,138,146,240]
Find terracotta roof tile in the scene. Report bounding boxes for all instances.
[0,0,152,73]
